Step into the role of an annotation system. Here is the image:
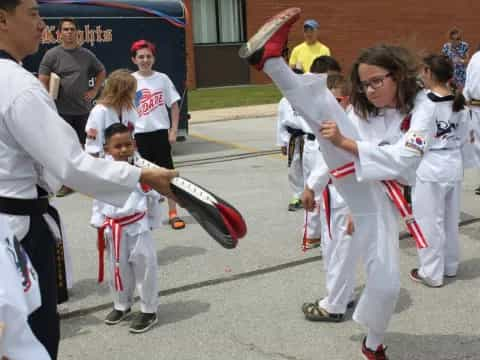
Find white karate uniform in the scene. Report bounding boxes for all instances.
[91,184,162,313]
[0,217,50,360]
[263,57,436,340]
[0,58,141,240]
[413,93,469,286]
[277,97,304,200]
[278,98,322,238]
[0,53,141,359]
[85,104,138,155]
[306,146,357,314]
[463,50,480,168]
[302,138,322,239]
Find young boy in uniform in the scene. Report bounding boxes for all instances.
[302,74,357,321]
[91,123,162,334]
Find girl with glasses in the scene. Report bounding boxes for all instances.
[239,8,437,358]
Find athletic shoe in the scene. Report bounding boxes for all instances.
[238,8,301,70]
[475,186,480,195]
[104,308,131,325]
[304,238,321,250]
[361,337,389,360]
[129,312,158,334]
[409,268,442,288]
[56,186,75,198]
[288,198,302,211]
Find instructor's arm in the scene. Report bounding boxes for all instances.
[7,86,176,205]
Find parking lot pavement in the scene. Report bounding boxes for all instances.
[57,116,480,360]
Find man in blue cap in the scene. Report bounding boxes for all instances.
[289,19,331,73]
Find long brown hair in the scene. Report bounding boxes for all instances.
[98,69,137,111]
[350,45,421,119]
[423,54,466,112]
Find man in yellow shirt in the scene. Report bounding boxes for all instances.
[289,19,330,73]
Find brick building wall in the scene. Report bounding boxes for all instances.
[246,1,480,84]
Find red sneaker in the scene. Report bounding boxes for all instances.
[361,337,389,360]
[238,8,301,70]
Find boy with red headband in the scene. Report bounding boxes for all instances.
[130,40,185,230]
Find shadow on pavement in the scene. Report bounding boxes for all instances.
[156,300,211,327]
[157,245,207,266]
[60,313,103,340]
[450,258,480,281]
[64,278,110,303]
[346,287,412,320]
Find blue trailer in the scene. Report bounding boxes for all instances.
[23,0,189,138]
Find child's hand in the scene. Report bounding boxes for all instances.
[346,214,355,235]
[302,187,316,211]
[320,121,345,146]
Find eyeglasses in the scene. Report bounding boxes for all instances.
[357,73,392,93]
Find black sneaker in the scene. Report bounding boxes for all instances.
[129,312,158,334]
[104,308,131,325]
[475,186,480,195]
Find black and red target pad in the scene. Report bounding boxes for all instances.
[170,177,247,249]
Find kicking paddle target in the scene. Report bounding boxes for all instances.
[133,153,246,249]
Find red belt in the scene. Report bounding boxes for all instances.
[97,212,146,291]
[329,162,428,249]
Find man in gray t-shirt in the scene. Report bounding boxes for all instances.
[39,17,106,145]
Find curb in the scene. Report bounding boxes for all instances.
[189,103,277,124]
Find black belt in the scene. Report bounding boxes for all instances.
[0,187,49,215]
[286,126,315,141]
[0,196,49,215]
[470,99,480,106]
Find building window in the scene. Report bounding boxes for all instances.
[192,0,245,44]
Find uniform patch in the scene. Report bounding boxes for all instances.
[404,131,426,155]
[86,128,98,140]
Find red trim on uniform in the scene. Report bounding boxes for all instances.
[322,185,332,240]
[97,212,146,290]
[382,180,428,249]
[329,163,428,249]
[330,162,355,179]
[302,211,308,252]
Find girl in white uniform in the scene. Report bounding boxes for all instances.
[410,54,469,287]
[85,69,138,156]
[91,123,162,334]
[241,9,436,359]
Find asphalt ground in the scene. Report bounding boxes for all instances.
[55,116,480,360]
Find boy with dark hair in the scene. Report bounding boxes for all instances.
[91,123,162,334]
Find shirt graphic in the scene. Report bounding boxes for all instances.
[136,88,165,117]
